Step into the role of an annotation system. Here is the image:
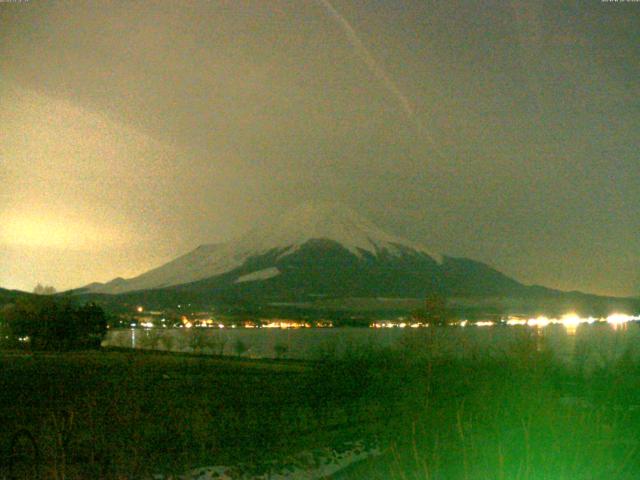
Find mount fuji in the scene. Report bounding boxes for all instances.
[82,203,523,298]
[78,202,636,315]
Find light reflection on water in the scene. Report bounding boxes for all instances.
[103,322,640,368]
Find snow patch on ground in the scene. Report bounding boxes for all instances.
[152,441,380,480]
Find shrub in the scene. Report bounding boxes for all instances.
[274,343,288,359]
[0,296,107,351]
[233,339,249,357]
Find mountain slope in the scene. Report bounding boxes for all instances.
[84,202,440,295]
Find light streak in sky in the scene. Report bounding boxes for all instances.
[314,0,429,136]
[315,0,413,116]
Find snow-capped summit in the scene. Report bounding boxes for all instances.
[83,201,440,294]
[236,201,438,259]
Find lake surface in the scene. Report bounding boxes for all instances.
[104,322,640,369]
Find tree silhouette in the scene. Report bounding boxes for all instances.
[411,292,450,326]
[1,297,107,350]
[33,284,57,295]
[233,338,248,357]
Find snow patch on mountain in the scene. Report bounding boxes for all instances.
[235,267,280,283]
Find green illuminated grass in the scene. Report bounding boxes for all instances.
[1,333,640,479]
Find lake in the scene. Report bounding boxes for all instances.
[103,320,640,369]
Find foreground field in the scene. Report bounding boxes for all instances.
[2,331,640,479]
[0,349,385,479]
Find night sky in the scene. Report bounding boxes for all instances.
[1,0,638,296]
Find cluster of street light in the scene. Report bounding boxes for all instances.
[369,313,640,332]
[461,313,640,334]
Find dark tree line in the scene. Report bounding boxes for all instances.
[0,296,107,351]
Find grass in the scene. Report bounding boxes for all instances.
[0,350,331,478]
[2,330,640,478]
[332,332,640,480]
